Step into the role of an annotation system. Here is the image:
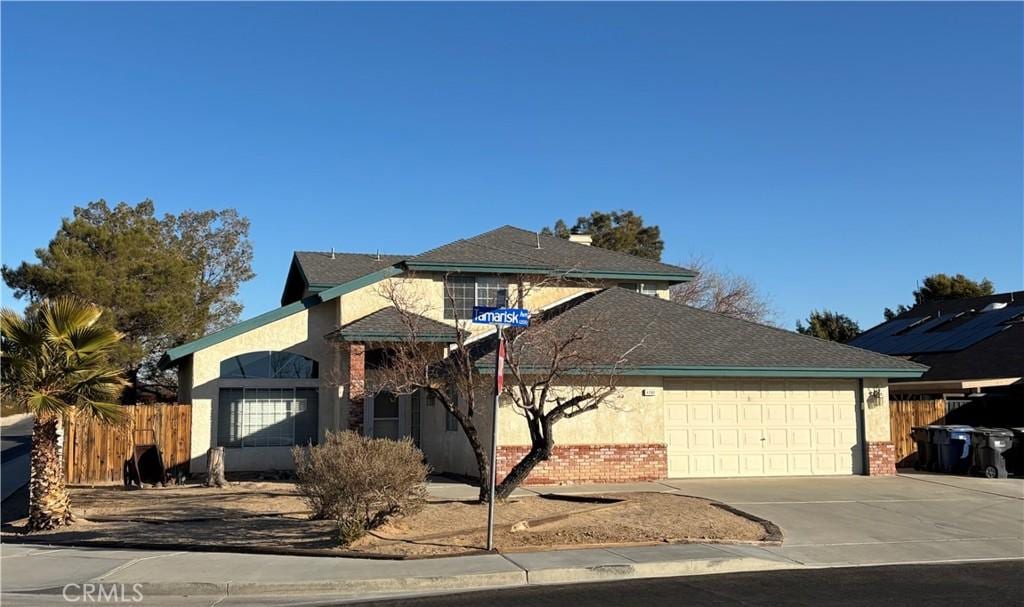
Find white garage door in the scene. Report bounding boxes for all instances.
[664,378,862,478]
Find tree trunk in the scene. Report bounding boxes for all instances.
[495,440,550,500]
[460,422,491,503]
[205,447,227,488]
[28,416,73,531]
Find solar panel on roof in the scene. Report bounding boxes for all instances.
[856,306,1020,354]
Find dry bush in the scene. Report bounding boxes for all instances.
[292,431,429,543]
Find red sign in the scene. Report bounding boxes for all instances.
[496,337,506,392]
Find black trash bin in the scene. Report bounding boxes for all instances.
[1008,428,1024,477]
[935,425,973,474]
[970,428,1014,479]
[911,426,940,471]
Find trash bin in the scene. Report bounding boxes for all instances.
[925,426,945,471]
[970,428,1014,479]
[1007,428,1024,477]
[911,426,939,471]
[935,425,973,474]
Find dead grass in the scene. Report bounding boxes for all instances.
[1,482,774,557]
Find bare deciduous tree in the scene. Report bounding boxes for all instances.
[360,275,493,501]
[497,304,647,498]
[356,274,646,502]
[669,256,776,325]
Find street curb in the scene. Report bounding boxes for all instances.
[101,556,797,597]
[522,556,800,585]
[124,570,530,597]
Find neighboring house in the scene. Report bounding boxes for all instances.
[161,225,925,482]
[849,292,1023,418]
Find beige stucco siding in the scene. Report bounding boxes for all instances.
[861,377,891,443]
[494,377,665,446]
[338,273,669,338]
[187,299,341,473]
[413,377,665,478]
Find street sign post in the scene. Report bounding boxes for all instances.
[471,306,529,551]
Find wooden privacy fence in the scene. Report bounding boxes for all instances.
[889,399,946,468]
[63,403,192,485]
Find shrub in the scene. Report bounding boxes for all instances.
[292,431,429,544]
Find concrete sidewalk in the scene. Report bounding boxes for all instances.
[0,541,798,604]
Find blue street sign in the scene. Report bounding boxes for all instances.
[471,306,529,327]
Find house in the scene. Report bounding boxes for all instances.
[849,292,1023,424]
[161,225,926,482]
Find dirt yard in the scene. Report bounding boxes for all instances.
[2,482,775,557]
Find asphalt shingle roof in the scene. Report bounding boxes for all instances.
[332,307,459,342]
[294,252,409,287]
[480,288,926,373]
[410,226,695,278]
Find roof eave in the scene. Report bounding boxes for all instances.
[473,364,927,379]
[161,266,404,368]
[315,266,404,301]
[159,295,321,369]
[332,333,457,343]
[402,261,695,282]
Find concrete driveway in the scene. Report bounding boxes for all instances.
[662,474,1024,567]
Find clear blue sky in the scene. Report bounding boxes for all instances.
[3,2,1022,329]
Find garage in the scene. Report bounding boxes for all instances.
[664,378,863,478]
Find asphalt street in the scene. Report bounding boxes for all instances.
[353,561,1024,607]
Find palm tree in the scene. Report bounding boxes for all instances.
[1,297,127,531]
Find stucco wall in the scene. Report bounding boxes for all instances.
[862,377,892,443]
[338,273,669,338]
[414,377,665,478]
[187,299,341,473]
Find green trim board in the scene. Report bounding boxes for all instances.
[160,265,405,368]
[314,266,404,301]
[159,295,321,369]
[473,364,926,379]
[329,332,457,343]
[402,261,696,282]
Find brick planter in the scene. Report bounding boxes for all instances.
[495,443,668,485]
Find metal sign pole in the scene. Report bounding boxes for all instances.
[485,325,503,552]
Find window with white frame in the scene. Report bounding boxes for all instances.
[619,282,660,297]
[217,387,318,447]
[444,276,508,319]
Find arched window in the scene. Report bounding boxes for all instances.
[219,351,319,379]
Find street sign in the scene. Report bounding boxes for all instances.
[471,306,529,327]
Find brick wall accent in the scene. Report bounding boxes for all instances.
[495,443,667,485]
[866,441,896,476]
[348,344,366,434]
